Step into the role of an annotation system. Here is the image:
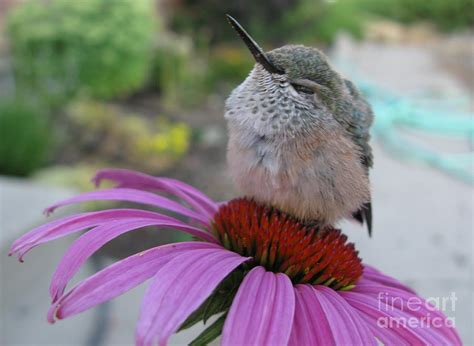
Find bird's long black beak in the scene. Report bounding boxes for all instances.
[226,14,284,75]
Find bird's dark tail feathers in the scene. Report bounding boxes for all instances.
[352,202,372,237]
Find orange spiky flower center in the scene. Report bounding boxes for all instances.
[212,198,363,290]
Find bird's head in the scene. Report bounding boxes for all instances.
[224,15,350,139]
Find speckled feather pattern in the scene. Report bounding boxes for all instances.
[225,45,373,225]
[268,45,374,169]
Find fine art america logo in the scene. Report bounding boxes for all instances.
[377,292,457,328]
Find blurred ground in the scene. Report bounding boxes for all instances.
[1,29,473,346]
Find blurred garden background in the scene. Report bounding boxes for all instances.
[0,0,473,345]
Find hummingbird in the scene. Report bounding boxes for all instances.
[224,15,374,235]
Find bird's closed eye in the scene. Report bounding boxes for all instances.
[292,83,314,94]
[290,79,326,95]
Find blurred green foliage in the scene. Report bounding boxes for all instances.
[6,0,155,102]
[167,0,366,46]
[168,0,298,45]
[136,119,191,158]
[0,99,52,176]
[153,41,254,102]
[281,0,365,44]
[65,100,191,171]
[207,46,254,87]
[359,0,473,32]
[153,35,209,107]
[168,0,472,47]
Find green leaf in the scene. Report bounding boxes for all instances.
[178,269,245,331]
[189,313,227,346]
[179,289,229,331]
[201,287,228,323]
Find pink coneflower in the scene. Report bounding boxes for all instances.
[10,168,460,345]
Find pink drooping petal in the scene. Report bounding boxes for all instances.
[135,248,249,346]
[93,168,218,215]
[222,266,295,346]
[50,217,217,302]
[342,291,437,344]
[48,242,218,323]
[357,282,454,326]
[358,311,408,346]
[361,265,417,294]
[289,285,333,345]
[314,286,376,345]
[43,188,210,226]
[347,284,461,345]
[341,290,461,345]
[10,214,81,260]
[289,285,376,346]
[10,209,204,261]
